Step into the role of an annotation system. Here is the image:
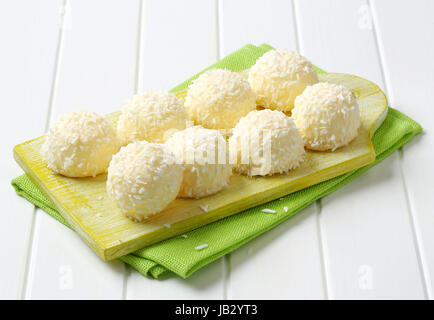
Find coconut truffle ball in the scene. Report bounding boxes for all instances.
[229,110,305,176]
[184,69,256,129]
[248,49,318,112]
[41,111,119,177]
[107,141,183,222]
[117,90,187,146]
[292,82,361,151]
[165,126,232,199]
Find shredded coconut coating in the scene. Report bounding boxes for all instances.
[229,110,305,176]
[41,111,119,177]
[292,82,361,151]
[184,69,256,129]
[117,90,187,145]
[165,126,232,199]
[107,141,183,222]
[248,49,318,112]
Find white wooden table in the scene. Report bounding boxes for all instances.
[1,0,433,300]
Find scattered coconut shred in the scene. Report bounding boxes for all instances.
[284,207,289,213]
[261,208,276,214]
[199,204,209,213]
[195,244,208,251]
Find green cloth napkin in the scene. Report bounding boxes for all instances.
[11,44,422,279]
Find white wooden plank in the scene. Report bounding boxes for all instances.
[25,0,141,299]
[25,210,125,299]
[320,154,425,299]
[371,0,434,298]
[295,0,384,85]
[0,0,62,299]
[219,0,326,299]
[228,205,326,299]
[219,0,297,55]
[126,0,224,299]
[296,0,426,299]
[51,0,139,118]
[127,258,225,300]
[139,0,218,91]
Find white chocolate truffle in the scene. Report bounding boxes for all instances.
[184,69,256,129]
[292,82,361,151]
[229,110,305,176]
[117,90,187,145]
[165,126,232,199]
[248,49,318,112]
[41,111,119,177]
[107,141,183,222]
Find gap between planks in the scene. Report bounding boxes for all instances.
[21,0,69,299]
[315,200,330,299]
[123,0,146,300]
[369,0,430,299]
[216,0,231,300]
[293,0,330,299]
